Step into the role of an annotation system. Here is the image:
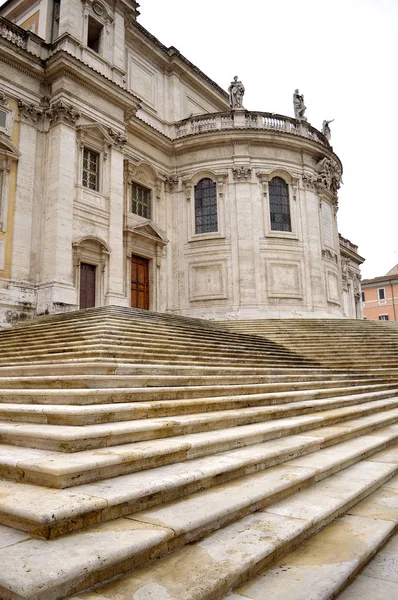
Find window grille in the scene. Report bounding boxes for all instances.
[269,177,291,232]
[194,178,218,234]
[131,182,151,219]
[82,148,100,191]
[379,314,389,320]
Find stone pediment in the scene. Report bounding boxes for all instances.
[77,123,115,145]
[0,134,21,158]
[127,221,168,245]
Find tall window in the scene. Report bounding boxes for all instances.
[82,148,100,191]
[269,176,291,232]
[194,178,218,234]
[378,288,386,301]
[87,16,103,53]
[131,182,151,219]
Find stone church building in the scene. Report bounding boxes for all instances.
[0,0,363,326]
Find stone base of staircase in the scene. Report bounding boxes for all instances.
[0,307,398,600]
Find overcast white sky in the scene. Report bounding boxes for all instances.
[1,0,396,278]
[138,0,398,279]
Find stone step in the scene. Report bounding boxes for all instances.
[0,381,393,406]
[0,348,312,367]
[1,393,398,453]
[227,478,398,600]
[3,405,398,489]
[0,384,396,424]
[0,362,342,378]
[0,373,382,390]
[6,447,393,600]
[2,423,398,540]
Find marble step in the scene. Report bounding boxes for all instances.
[0,362,342,378]
[1,385,397,424]
[0,373,381,390]
[0,337,306,361]
[3,405,398,489]
[4,448,394,600]
[2,423,398,539]
[0,381,394,406]
[0,349,312,368]
[1,393,398,453]
[227,477,398,600]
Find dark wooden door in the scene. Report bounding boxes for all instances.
[131,255,149,309]
[80,263,96,309]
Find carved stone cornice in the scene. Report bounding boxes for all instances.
[46,100,80,127]
[232,166,252,181]
[17,100,43,123]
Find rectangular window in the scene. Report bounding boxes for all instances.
[82,148,100,191]
[0,110,7,131]
[87,16,103,53]
[131,182,151,219]
[378,288,386,301]
[361,291,365,302]
[379,314,389,320]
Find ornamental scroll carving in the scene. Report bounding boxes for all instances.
[17,100,43,123]
[46,100,80,127]
[232,167,252,181]
[0,92,9,106]
[107,127,127,149]
[165,176,179,192]
[302,158,341,197]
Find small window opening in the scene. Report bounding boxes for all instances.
[87,16,103,53]
[379,314,389,321]
[0,110,7,130]
[361,291,365,302]
[378,288,386,301]
[82,148,100,191]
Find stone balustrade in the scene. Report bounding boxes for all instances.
[174,110,329,147]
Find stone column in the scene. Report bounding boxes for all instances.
[11,103,40,283]
[105,143,128,306]
[36,101,80,314]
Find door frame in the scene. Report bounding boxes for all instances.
[130,253,150,309]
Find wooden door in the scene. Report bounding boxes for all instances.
[79,263,96,309]
[131,254,149,309]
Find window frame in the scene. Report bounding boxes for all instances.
[378,287,386,303]
[131,181,152,220]
[82,147,101,192]
[379,314,389,320]
[194,177,218,235]
[268,176,292,233]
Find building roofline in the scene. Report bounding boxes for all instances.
[362,274,398,285]
[132,22,229,101]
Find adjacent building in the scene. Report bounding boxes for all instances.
[362,265,398,321]
[0,0,364,326]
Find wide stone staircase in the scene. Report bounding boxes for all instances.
[0,307,397,600]
[221,318,398,371]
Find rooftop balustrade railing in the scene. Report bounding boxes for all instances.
[174,111,330,148]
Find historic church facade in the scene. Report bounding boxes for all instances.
[0,0,363,326]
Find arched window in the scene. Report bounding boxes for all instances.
[194,178,218,234]
[269,177,291,232]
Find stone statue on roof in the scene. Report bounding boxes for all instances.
[293,89,307,121]
[228,76,245,109]
[322,119,334,141]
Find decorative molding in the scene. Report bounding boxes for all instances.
[315,157,342,196]
[322,248,338,264]
[0,21,27,50]
[0,92,9,107]
[17,100,43,123]
[165,175,179,192]
[108,127,127,149]
[232,166,252,181]
[46,100,80,127]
